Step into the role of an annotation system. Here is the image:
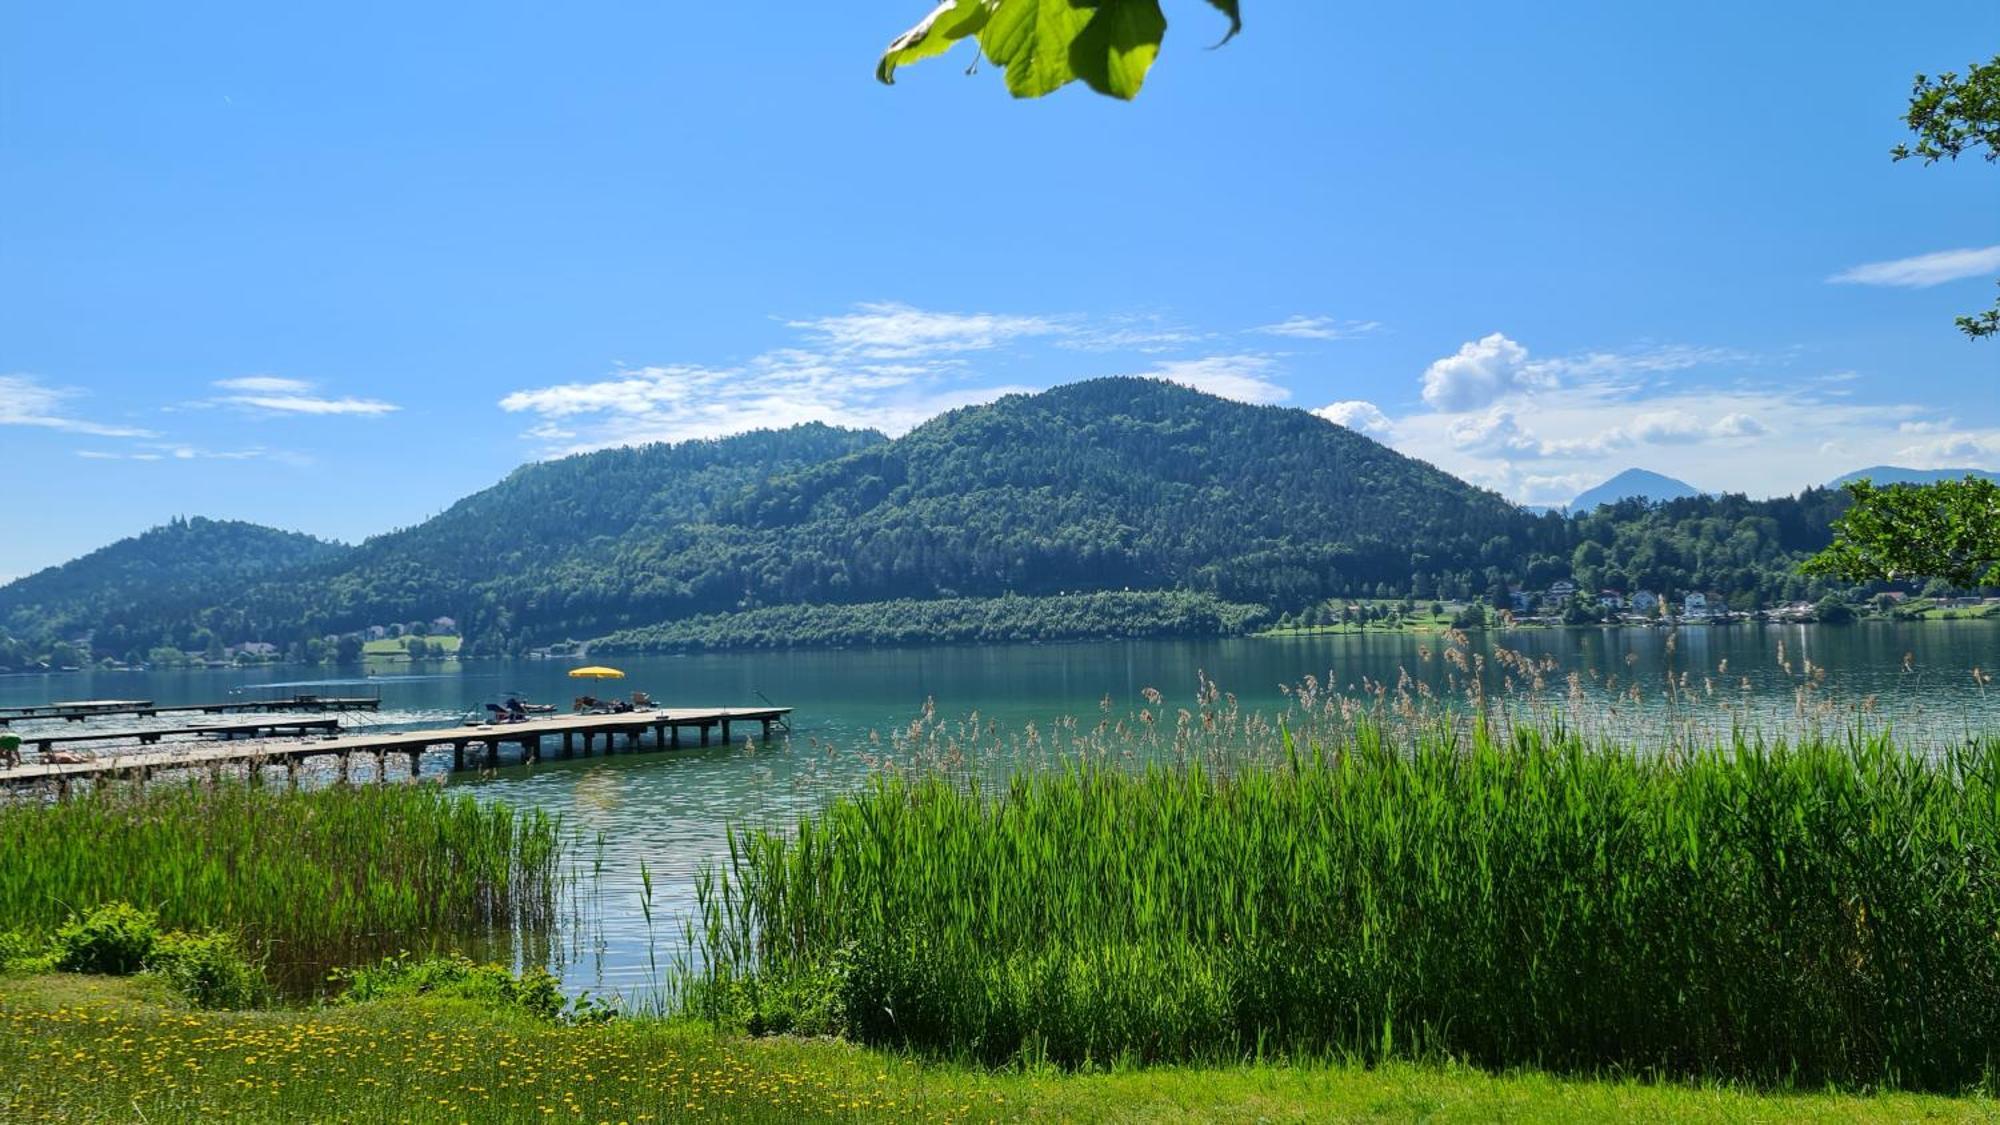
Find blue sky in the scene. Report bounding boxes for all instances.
[3,2,1997,579]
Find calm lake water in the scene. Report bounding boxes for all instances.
[8,621,2000,999]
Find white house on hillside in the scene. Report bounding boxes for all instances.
[1683,592,1710,617]
[1630,590,1660,613]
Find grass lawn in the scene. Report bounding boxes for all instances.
[2,975,1994,1123]
[362,634,462,657]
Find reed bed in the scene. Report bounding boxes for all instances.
[0,782,564,987]
[692,721,2000,1088]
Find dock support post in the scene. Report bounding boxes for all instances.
[338,753,352,784]
[407,750,422,776]
[486,739,499,769]
[286,758,299,788]
[700,725,711,748]
[671,725,681,750]
[653,723,666,750]
[374,749,387,781]
[722,719,732,745]
[563,731,574,758]
[524,736,539,765]
[452,742,466,772]
[627,730,639,752]
[56,777,69,801]
[761,718,773,741]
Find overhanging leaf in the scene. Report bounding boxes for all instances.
[1069,0,1168,100]
[980,0,1100,100]
[1204,0,1242,42]
[878,0,997,86]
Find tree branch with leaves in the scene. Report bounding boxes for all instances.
[1893,55,2000,339]
[1800,477,2000,589]
[878,0,1240,101]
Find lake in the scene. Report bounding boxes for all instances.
[6,620,1998,999]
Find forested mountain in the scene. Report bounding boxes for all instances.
[0,379,1885,659]
[0,518,349,657]
[713,378,1526,609]
[206,423,891,646]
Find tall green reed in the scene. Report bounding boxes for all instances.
[690,720,2000,1088]
[0,781,564,989]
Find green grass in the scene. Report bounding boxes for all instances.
[363,634,462,656]
[0,783,562,989]
[1,975,1992,1123]
[691,723,2000,1087]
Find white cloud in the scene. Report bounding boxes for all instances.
[1315,400,1394,435]
[1256,315,1381,341]
[1132,355,1289,405]
[1419,333,1551,411]
[1447,408,1544,457]
[210,376,398,416]
[75,444,297,464]
[1711,412,1768,438]
[1625,410,1707,445]
[212,375,312,393]
[500,353,1040,452]
[787,301,1068,359]
[1895,433,2000,465]
[0,374,155,438]
[1830,245,2000,288]
[1060,315,1211,353]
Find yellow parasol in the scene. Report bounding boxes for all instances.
[567,666,626,680]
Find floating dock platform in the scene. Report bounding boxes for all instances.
[0,696,382,726]
[0,707,792,794]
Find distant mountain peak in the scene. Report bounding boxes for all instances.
[1828,465,2000,488]
[1565,468,1703,513]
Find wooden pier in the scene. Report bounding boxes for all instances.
[0,695,381,726]
[15,717,345,757]
[0,707,792,794]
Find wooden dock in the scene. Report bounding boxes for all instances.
[15,717,344,757]
[0,695,381,725]
[0,707,792,793]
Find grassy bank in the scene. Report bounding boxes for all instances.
[1,974,1990,1123]
[691,724,2000,1087]
[593,591,1270,652]
[0,783,563,986]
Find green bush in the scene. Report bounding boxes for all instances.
[146,930,269,1010]
[52,903,161,976]
[0,930,54,975]
[334,954,569,1021]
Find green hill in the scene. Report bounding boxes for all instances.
[0,517,349,657]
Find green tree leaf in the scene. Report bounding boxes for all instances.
[878,0,997,87]
[1892,54,1998,338]
[981,0,1101,99]
[880,0,1232,100]
[1069,0,1169,100]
